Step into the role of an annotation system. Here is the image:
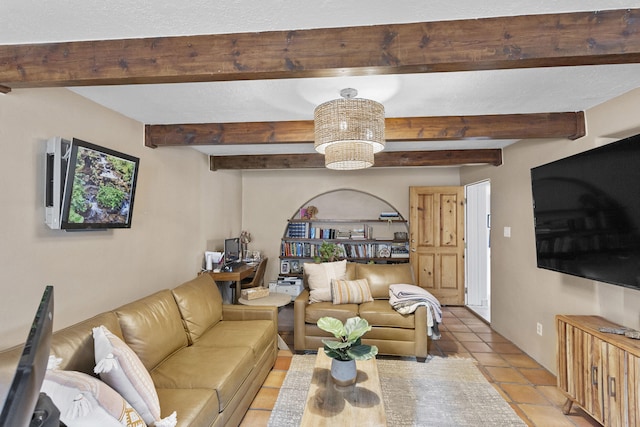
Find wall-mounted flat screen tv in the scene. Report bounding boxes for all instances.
[0,286,59,427]
[530,133,640,290]
[60,139,140,230]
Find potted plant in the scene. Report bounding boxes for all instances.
[314,241,343,263]
[317,316,378,386]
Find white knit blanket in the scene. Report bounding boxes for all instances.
[389,284,442,339]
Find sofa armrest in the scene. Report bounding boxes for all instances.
[222,305,278,322]
[293,289,310,351]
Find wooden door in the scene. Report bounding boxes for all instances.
[409,186,465,305]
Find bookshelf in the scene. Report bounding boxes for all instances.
[280,217,410,275]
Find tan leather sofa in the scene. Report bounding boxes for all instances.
[0,273,278,427]
[293,262,430,361]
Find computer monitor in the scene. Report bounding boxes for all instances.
[224,238,241,265]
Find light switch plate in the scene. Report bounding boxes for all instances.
[504,226,511,237]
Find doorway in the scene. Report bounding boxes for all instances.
[465,181,491,322]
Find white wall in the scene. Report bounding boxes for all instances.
[0,88,242,349]
[241,167,460,285]
[460,88,640,372]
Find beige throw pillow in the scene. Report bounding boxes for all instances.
[332,278,374,304]
[304,260,347,303]
[93,325,177,427]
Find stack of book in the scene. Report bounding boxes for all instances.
[379,211,400,221]
[336,230,351,239]
[350,225,373,239]
[390,242,410,258]
[287,222,309,238]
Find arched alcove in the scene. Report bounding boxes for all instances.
[279,188,409,274]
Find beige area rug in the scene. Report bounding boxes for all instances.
[268,354,526,426]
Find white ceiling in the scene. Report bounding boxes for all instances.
[4,0,640,156]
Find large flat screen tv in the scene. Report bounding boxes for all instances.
[530,133,640,290]
[0,286,59,427]
[59,138,139,230]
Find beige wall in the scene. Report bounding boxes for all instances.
[0,88,242,349]
[241,167,460,286]
[8,84,639,373]
[460,88,640,372]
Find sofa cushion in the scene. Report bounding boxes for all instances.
[41,369,145,427]
[157,388,219,427]
[359,300,415,328]
[93,325,171,426]
[331,278,373,304]
[304,260,347,303]
[50,312,123,374]
[192,320,275,361]
[151,346,254,413]
[171,273,223,344]
[305,302,358,324]
[354,263,415,298]
[115,290,188,371]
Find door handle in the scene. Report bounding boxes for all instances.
[591,366,598,385]
[608,376,616,398]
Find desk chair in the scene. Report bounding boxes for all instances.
[231,257,268,300]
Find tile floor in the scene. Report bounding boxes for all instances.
[240,306,601,427]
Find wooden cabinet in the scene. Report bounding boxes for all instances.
[556,315,640,426]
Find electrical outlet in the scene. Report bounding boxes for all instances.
[536,322,543,336]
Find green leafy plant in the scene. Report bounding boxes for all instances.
[97,184,126,210]
[314,241,343,263]
[317,316,378,361]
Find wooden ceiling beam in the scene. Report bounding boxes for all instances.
[1,9,639,88]
[145,112,585,148]
[209,149,502,170]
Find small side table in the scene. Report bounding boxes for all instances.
[237,291,292,350]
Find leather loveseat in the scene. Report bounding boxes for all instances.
[0,273,278,427]
[293,262,430,361]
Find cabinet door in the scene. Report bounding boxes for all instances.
[409,186,465,305]
[584,333,604,423]
[628,353,639,427]
[602,342,626,427]
[557,321,604,424]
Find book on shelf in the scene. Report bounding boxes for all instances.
[287,222,308,238]
[390,242,410,258]
[336,229,351,239]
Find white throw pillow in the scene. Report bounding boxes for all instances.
[41,369,146,427]
[304,260,347,303]
[93,325,177,427]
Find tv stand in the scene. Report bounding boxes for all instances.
[556,315,640,426]
[31,392,62,427]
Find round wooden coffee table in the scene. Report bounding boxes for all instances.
[238,291,292,350]
[237,291,291,307]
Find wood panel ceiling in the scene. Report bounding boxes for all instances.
[2,8,639,169]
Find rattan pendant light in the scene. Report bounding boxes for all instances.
[314,88,385,170]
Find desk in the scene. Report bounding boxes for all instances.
[208,263,254,304]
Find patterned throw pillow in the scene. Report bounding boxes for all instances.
[332,278,374,304]
[41,369,146,426]
[93,326,177,427]
[303,260,347,303]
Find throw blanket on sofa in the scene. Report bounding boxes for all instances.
[389,284,442,340]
